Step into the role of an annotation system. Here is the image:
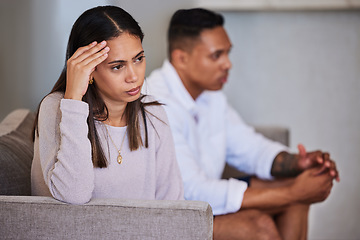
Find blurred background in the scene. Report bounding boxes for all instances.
[1,0,359,239]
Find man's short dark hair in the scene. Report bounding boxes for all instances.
[167,8,224,59]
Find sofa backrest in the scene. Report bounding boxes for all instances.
[0,109,35,195]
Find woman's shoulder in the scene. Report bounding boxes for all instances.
[141,95,168,124]
[40,92,64,111]
[37,92,65,126]
[42,92,88,112]
[42,92,64,105]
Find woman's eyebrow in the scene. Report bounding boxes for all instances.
[108,50,145,65]
[108,60,126,65]
[132,50,145,60]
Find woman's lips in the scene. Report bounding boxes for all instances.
[127,86,140,96]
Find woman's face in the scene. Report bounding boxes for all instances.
[93,33,146,106]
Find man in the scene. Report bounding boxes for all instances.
[145,8,339,240]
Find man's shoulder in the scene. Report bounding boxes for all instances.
[145,63,184,107]
[144,69,169,98]
[200,90,229,109]
[142,95,190,131]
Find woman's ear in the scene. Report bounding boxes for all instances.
[89,66,98,80]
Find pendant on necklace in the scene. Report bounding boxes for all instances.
[117,151,123,164]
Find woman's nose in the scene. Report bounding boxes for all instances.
[125,64,138,83]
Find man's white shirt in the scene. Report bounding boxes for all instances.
[144,60,288,215]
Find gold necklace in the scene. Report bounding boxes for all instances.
[104,125,127,164]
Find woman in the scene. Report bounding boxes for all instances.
[31,6,184,204]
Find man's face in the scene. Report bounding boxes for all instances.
[181,26,232,99]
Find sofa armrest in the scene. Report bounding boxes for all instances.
[0,196,213,240]
[222,126,290,179]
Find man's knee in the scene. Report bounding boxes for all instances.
[251,211,281,240]
[214,210,281,240]
[286,203,310,216]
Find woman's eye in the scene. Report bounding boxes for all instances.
[135,56,145,63]
[112,64,124,70]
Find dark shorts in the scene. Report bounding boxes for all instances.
[238,176,251,186]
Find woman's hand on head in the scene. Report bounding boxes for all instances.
[64,41,109,101]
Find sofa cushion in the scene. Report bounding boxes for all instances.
[0,109,35,195]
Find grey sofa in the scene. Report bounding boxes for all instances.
[0,109,213,240]
[0,108,289,240]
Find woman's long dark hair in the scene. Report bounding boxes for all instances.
[34,6,160,168]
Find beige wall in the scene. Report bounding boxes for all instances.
[1,1,359,239]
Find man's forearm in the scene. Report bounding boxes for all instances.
[270,151,302,178]
[241,186,296,210]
